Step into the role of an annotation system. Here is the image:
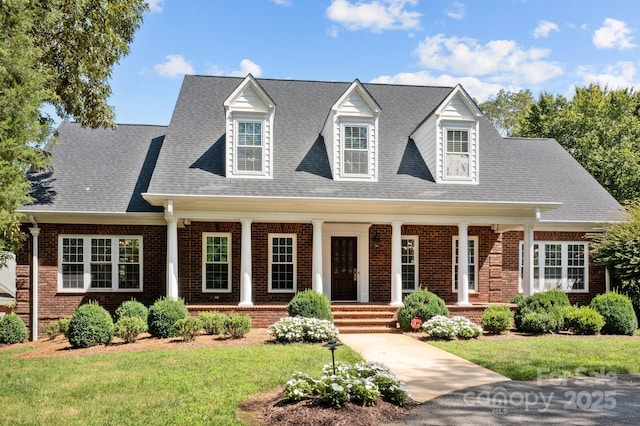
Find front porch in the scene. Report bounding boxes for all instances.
[186,302,514,332]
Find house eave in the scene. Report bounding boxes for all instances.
[16,210,166,225]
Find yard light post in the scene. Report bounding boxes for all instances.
[322,339,343,375]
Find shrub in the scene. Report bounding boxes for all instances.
[58,318,71,338]
[397,289,449,332]
[287,290,333,321]
[481,305,513,334]
[590,292,638,335]
[115,300,149,324]
[422,315,481,340]
[225,313,251,339]
[565,306,605,335]
[68,302,114,348]
[147,297,188,338]
[0,313,28,344]
[510,294,524,305]
[114,316,147,343]
[514,289,570,331]
[42,321,62,339]
[199,311,227,335]
[268,316,339,343]
[283,361,408,408]
[174,316,203,342]
[520,311,561,334]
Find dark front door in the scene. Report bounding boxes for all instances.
[331,237,358,301]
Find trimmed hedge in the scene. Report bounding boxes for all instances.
[68,302,114,348]
[114,316,147,343]
[514,289,570,332]
[287,290,333,321]
[199,311,227,335]
[397,289,449,332]
[481,305,512,334]
[225,314,252,339]
[564,306,605,335]
[0,313,28,344]
[148,297,188,338]
[590,292,638,335]
[521,311,561,334]
[115,300,149,324]
[174,317,203,342]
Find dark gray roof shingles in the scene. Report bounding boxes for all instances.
[26,76,624,223]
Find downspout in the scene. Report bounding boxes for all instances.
[28,215,40,341]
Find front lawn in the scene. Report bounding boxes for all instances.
[0,343,361,425]
[429,335,640,381]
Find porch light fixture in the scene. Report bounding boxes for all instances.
[322,339,343,375]
[372,232,380,249]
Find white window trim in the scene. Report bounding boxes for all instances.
[233,118,266,176]
[402,236,419,293]
[202,232,232,293]
[268,233,297,293]
[443,125,473,182]
[519,241,589,293]
[341,123,372,179]
[452,236,479,293]
[57,235,143,293]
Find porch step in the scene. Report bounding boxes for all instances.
[331,305,400,334]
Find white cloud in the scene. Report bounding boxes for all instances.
[445,2,464,20]
[146,0,163,13]
[577,61,638,89]
[593,18,636,50]
[208,59,263,78]
[370,71,507,102]
[414,34,563,84]
[327,26,340,38]
[533,20,559,39]
[272,0,292,5]
[326,0,421,32]
[154,55,194,78]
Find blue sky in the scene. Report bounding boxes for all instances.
[107,0,640,125]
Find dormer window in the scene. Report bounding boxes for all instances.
[237,121,263,173]
[445,129,470,178]
[343,125,369,175]
[322,80,381,181]
[224,75,275,179]
[410,85,482,185]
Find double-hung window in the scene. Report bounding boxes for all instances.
[59,236,142,291]
[519,242,588,292]
[452,237,478,292]
[202,233,231,292]
[269,234,296,292]
[236,121,263,173]
[402,237,419,292]
[445,129,470,178]
[343,125,369,175]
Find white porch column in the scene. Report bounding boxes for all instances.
[165,200,179,301]
[390,221,404,307]
[522,224,534,298]
[239,219,253,307]
[457,222,471,306]
[29,226,40,341]
[311,220,324,295]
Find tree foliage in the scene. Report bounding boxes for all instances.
[591,199,640,298]
[480,84,640,202]
[0,0,147,254]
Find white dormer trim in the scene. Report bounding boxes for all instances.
[224,74,276,179]
[322,80,381,181]
[411,84,482,185]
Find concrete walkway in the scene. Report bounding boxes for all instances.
[339,333,509,403]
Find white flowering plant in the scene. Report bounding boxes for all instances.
[283,361,409,408]
[267,316,339,343]
[422,315,482,340]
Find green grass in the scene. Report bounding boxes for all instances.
[0,343,361,425]
[429,335,640,381]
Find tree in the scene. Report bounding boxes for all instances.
[479,89,534,137]
[0,0,147,256]
[590,199,640,315]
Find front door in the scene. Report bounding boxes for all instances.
[331,237,358,301]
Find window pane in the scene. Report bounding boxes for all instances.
[271,236,295,290]
[118,264,140,289]
[204,235,229,291]
[344,150,368,174]
[119,239,139,263]
[402,265,416,290]
[62,264,84,289]
[454,238,476,291]
[205,263,229,290]
[271,264,294,290]
[91,263,112,288]
[237,146,263,171]
[446,153,469,177]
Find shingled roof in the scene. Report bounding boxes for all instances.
[23,75,624,223]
